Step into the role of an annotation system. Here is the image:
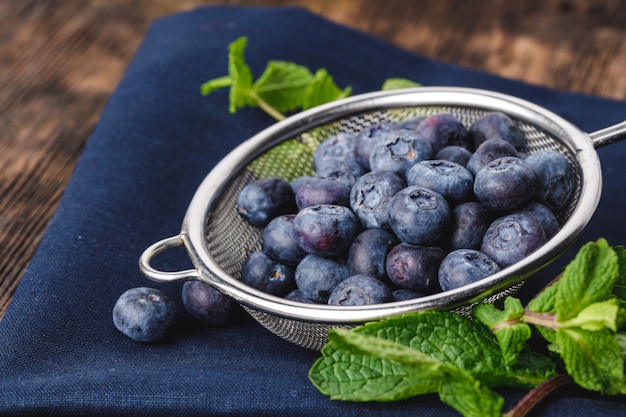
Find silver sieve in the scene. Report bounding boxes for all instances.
[139,87,626,351]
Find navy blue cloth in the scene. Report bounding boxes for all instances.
[1,6,626,416]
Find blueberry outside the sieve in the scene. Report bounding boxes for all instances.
[182,280,236,325]
[112,287,176,343]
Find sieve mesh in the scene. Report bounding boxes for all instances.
[203,104,582,350]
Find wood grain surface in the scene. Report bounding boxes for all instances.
[1,0,625,320]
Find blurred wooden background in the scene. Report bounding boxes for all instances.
[1,0,625,320]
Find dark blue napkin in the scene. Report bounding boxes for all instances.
[1,6,626,416]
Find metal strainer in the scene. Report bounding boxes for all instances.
[139,87,626,350]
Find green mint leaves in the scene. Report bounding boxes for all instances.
[309,239,626,416]
[200,37,418,120]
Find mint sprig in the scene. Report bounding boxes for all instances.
[309,239,626,416]
[200,37,417,120]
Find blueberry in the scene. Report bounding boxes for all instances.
[513,202,560,239]
[262,214,307,266]
[369,129,433,179]
[385,243,446,293]
[293,204,359,257]
[241,251,295,296]
[469,112,525,150]
[348,228,398,281]
[285,289,321,304]
[236,177,296,227]
[112,287,176,343]
[290,175,314,194]
[350,170,406,229]
[314,157,366,186]
[438,249,501,291]
[466,138,519,176]
[406,159,474,205]
[327,274,393,306]
[182,280,236,325]
[389,186,452,245]
[313,132,358,172]
[524,150,576,212]
[449,202,493,250]
[395,116,425,130]
[414,113,470,153]
[295,254,349,303]
[354,122,399,170]
[392,288,425,301]
[435,145,473,167]
[481,213,547,268]
[474,156,537,211]
[295,176,351,210]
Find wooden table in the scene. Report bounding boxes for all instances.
[1,0,625,320]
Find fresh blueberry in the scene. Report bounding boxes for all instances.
[313,132,358,172]
[466,138,519,176]
[395,116,425,130]
[354,122,399,170]
[481,213,547,268]
[438,249,501,291]
[449,202,493,250]
[406,159,474,205]
[327,274,393,306]
[392,288,426,301]
[112,287,176,343]
[285,289,322,304]
[369,129,433,179]
[262,214,307,266]
[241,251,295,296]
[295,254,349,303]
[293,204,359,257]
[436,145,473,167]
[350,170,406,229]
[236,177,296,227]
[182,280,236,325]
[295,176,351,210]
[524,150,576,212]
[389,186,452,245]
[314,157,366,186]
[469,111,525,150]
[513,202,560,239]
[474,156,537,211]
[290,175,314,194]
[385,243,446,293]
[414,113,470,152]
[348,228,398,281]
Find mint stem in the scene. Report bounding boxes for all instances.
[522,310,558,330]
[251,91,286,121]
[503,374,574,417]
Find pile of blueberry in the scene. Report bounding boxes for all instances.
[236,111,575,306]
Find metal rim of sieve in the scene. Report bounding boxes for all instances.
[140,86,621,347]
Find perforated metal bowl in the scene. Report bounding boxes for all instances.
[139,87,626,350]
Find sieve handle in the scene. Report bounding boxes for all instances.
[589,120,626,148]
[139,235,199,282]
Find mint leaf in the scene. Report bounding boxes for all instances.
[556,327,624,395]
[612,246,626,300]
[556,239,619,321]
[252,60,314,113]
[199,75,231,95]
[325,328,504,417]
[381,78,421,90]
[474,298,532,366]
[560,299,623,332]
[302,69,352,110]
[226,36,255,114]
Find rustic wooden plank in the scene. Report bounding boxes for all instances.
[0,0,625,321]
